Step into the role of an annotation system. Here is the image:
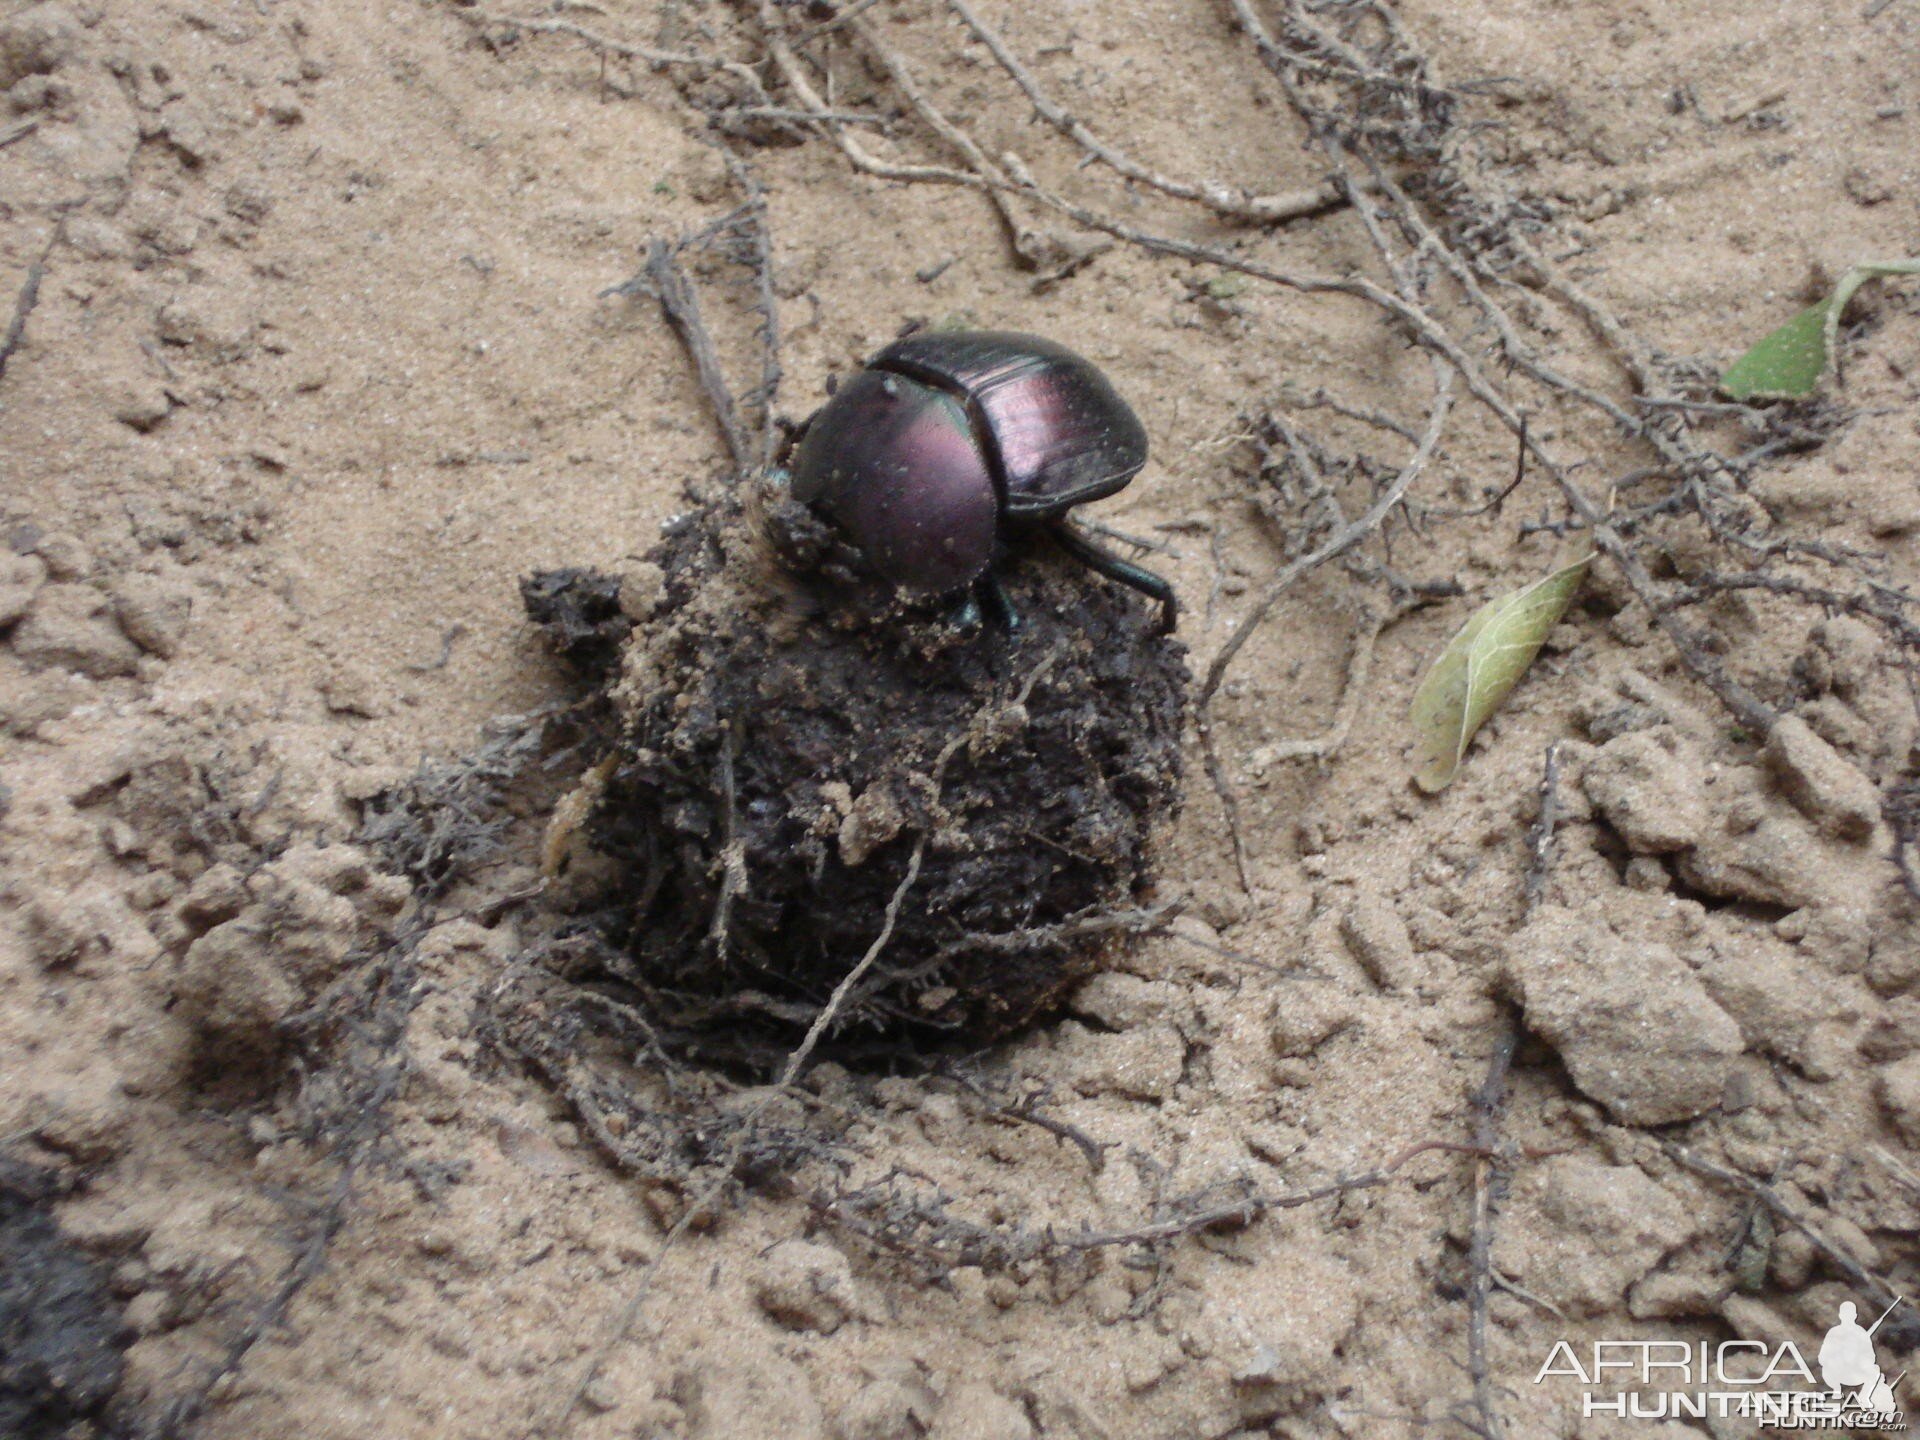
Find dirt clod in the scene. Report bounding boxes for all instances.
[1339,889,1425,991]
[110,569,194,659]
[173,843,411,1070]
[927,1382,1034,1440]
[519,566,634,682]
[1765,714,1882,843]
[1581,729,1708,854]
[0,553,46,627]
[0,4,78,91]
[10,583,140,678]
[1497,1155,1695,1318]
[1879,1054,1920,1146]
[1506,907,1745,1125]
[751,1238,865,1333]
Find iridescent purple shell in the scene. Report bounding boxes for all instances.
[874,331,1149,518]
[790,331,1149,595]
[789,368,1000,595]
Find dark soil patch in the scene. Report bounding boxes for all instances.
[0,1160,129,1440]
[518,566,634,680]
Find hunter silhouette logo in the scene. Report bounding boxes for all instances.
[1533,1294,1909,1429]
[1820,1301,1903,1418]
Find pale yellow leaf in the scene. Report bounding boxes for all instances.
[1409,556,1592,792]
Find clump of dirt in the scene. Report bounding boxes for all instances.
[170,842,413,1080]
[527,478,1188,1060]
[0,1160,129,1440]
[518,567,634,681]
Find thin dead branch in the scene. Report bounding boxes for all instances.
[789,0,891,49]
[817,1162,1396,1275]
[997,1090,1112,1173]
[722,152,783,466]
[1523,741,1564,916]
[1460,1027,1517,1440]
[1199,361,1453,712]
[778,836,928,1087]
[945,0,1351,225]
[0,227,59,389]
[815,1126,1554,1279]
[639,237,753,474]
[466,9,773,107]
[1241,601,1406,772]
[844,14,1094,273]
[1661,1142,1907,1311]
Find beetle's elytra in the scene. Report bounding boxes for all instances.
[790,330,1177,634]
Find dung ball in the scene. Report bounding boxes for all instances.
[527,477,1187,1064]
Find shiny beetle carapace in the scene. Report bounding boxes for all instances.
[790,330,1177,633]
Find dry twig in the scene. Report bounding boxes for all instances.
[1242,602,1391,770]
[1660,1142,1908,1312]
[466,9,773,106]
[817,1151,1421,1274]
[1459,1028,1518,1440]
[1522,741,1564,916]
[945,0,1351,225]
[0,227,59,389]
[637,237,753,474]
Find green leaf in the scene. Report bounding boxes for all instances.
[1409,555,1592,792]
[1719,301,1832,401]
[1720,259,1920,400]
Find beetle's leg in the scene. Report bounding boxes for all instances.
[949,589,985,630]
[973,572,1022,633]
[1048,520,1178,634]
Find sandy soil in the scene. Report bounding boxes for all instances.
[2,0,1918,1437]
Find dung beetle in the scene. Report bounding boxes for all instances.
[790,330,1177,634]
